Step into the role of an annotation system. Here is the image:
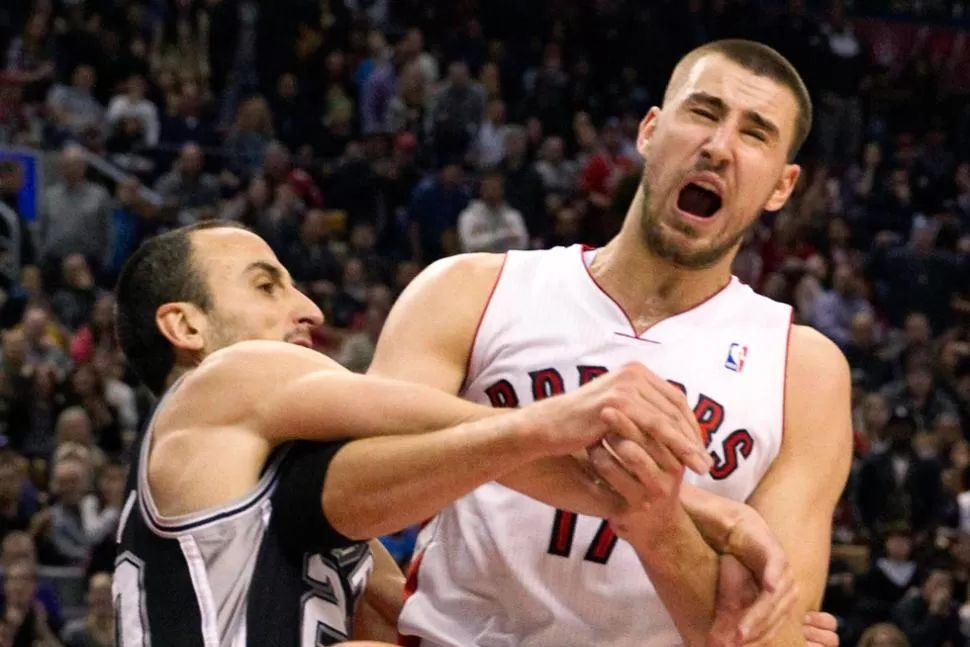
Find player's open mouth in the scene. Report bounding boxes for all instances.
[676,175,724,221]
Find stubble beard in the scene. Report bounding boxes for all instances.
[638,173,747,271]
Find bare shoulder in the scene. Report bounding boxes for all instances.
[785,325,851,393]
[370,253,505,386]
[398,252,506,307]
[783,325,852,445]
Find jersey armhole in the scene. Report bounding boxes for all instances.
[460,253,509,394]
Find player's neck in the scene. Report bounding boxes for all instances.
[590,234,733,331]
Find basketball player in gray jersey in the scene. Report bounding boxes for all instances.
[112,220,727,646]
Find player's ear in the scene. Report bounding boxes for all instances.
[637,107,661,158]
[764,163,801,212]
[155,302,206,352]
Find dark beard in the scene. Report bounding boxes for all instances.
[638,174,746,270]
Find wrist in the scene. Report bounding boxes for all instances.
[680,484,743,554]
[627,502,693,557]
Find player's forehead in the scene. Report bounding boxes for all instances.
[190,228,289,283]
[672,53,799,136]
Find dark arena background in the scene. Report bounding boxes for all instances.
[0,0,967,645]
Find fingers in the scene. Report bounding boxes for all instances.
[602,410,683,476]
[803,612,839,647]
[758,543,789,594]
[738,578,798,644]
[803,624,840,647]
[588,441,653,505]
[622,362,707,447]
[605,395,711,475]
[729,514,789,594]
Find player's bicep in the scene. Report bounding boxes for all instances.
[748,327,853,612]
[271,440,357,551]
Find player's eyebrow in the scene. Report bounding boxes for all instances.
[686,91,781,141]
[243,261,285,283]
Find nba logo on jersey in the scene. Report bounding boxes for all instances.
[724,343,747,372]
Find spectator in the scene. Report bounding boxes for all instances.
[154,143,221,223]
[427,61,485,162]
[813,265,875,349]
[51,255,104,333]
[0,559,62,647]
[38,147,111,277]
[224,95,274,179]
[105,74,159,147]
[45,65,103,142]
[38,455,98,566]
[0,532,63,635]
[856,406,944,533]
[457,170,528,253]
[60,572,111,647]
[892,566,962,646]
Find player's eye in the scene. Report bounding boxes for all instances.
[743,130,767,142]
[692,108,716,120]
[257,283,277,294]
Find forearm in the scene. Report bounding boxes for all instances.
[499,454,623,517]
[324,412,539,539]
[266,370,501,442]
[628,504,719,647]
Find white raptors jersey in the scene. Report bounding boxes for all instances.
[398,244,793,647]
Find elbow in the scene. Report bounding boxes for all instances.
[321,485,382,542]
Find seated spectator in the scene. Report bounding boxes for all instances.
[35,455,99,566]
[154,143,221,225]
[54,410,107,474]
[0,460,34,541]
[856,525,920,625]
[68,296,115,367]
[224,96,274,180]
[60,572,112,647]
[17,307,70,381]
[0,532,63,635]
[457,170,529,253]
[38,148,111,282]
[812,265,874,349]
[50,256,105,333]
[0,559,62,646]
[45,65,104,142]
[105,74,159,146]
[857,623,909,647]
[892,566,962,646]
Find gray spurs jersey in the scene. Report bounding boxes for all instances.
[113,384,373,647]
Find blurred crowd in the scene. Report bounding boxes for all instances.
[0,0,967,645]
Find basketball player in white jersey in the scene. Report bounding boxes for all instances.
[360,39,851,647]
[112,220,727,646]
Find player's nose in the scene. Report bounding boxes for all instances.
[700,124,734,168]
[292,289,325,327]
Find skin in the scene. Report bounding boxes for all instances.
[366,52,848,646]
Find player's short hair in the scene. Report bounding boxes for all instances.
[664,39,813,160]
[115,220,249,395]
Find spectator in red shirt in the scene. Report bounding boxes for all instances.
[580,117,637,210]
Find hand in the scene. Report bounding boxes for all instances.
[712,509,798,644]
[525,362,711,474]
[588,434,685,539]
[803,611,839,647]
[707,555,796,647]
